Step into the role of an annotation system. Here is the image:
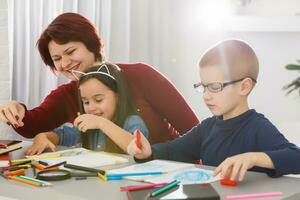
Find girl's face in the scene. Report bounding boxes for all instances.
[80,78,117,121]
[48,41,96,80]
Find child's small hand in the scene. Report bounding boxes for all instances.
[74,114,103,132]
[26,133,56,155]
[127,131,152,159]
[213,153,257,182]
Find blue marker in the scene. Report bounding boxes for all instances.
[106,171,162,178]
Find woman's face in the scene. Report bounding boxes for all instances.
[80,78,117,121]
[48,41,96,80]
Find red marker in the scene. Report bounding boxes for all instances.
[220,179,237,186]
[135,130,142,149]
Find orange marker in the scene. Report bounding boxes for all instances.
[135,130,142,149]
[32,163,46,170]
[5,169,25,176]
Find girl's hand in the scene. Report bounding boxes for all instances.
[127,131,152,159]
[0,100,25,128]
[26,133,56,155]
[213,152,257,182]
[73,114,103,132]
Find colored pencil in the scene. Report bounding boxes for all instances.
[8,175,42,187]
[226,192,282,200]
[120,182,168,191]
[106,171,162,178]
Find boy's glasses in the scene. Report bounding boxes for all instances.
[193,77,256,93]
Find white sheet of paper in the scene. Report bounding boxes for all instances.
[26,148,128,168]
[109,160,194,174]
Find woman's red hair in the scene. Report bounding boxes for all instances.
[37,12,104,70]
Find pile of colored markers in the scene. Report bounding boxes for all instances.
[0,159,56,187]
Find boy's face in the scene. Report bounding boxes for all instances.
[80,78,117,121]
[199,65,244,120]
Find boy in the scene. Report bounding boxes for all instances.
[127,39,300,181]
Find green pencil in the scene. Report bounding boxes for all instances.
[150,180,180,197]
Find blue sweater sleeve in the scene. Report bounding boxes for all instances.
[256,119,300,177]
[123,115,149,138]
[151,123,204,163]
[53,126,80,147]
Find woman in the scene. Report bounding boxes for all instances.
[0,13,198,144]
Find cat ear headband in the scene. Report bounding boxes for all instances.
[71,63,116,81]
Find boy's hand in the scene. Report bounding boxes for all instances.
[74,114,102,132]
[26,133,56,155]
[213,152,257,182]
[127,131,152,159]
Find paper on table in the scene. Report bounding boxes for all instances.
[26,148,128,168]
[108,160,194,181]
[109,160,194,174]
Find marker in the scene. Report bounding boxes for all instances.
[150,180,180,197]
[38,160,49,166]
[106,171,162,178]
[97,173,107,181]
[135,130,142,149]
[32,163,46,170]
[120,182,168,191]
[5,169,25,176]
[220,179,237,186]
[44,161,66,169]
[64,163,105,175]
[226,192,282,200]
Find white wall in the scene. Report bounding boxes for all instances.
[0,0,14,139]
[109,0,300,144]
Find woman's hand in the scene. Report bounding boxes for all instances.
[73,114,103,132]
[127,131,152,159]
[0,100,25,128]
[26,132,56,155]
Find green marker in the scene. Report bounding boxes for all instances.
[150,180,180,197]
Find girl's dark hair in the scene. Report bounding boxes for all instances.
[78,62,137,153]
[37,12,104,71]
[78,62,137,126]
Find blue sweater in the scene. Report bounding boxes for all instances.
[152,109,300,177]
[54,115,149,151]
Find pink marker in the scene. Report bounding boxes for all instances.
[120,182,168,191]
[226,192,282,200]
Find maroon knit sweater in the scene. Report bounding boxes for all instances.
[15,63,199,144]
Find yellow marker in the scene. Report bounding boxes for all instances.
[11,153,63,165]
[97,173,107,181]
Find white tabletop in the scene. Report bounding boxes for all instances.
[1,141,300,200]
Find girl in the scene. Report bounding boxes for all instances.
[26,62,148,155]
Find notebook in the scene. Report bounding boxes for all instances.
[0,140,22,155]
[126,184,220,200]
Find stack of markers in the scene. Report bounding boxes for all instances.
[0,159,56,187]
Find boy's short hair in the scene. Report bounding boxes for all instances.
[199,39,259,81]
